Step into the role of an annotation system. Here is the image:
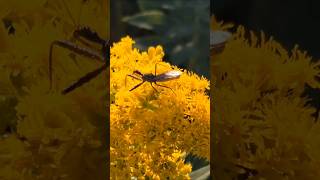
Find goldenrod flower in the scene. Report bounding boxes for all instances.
[0,0,210,178]
[110,36,209,179]
[212,16,320,179]
[0,1,107,180]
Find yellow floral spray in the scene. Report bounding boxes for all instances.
[211,16,320,179]
[110,36,210,179]
[0,1,108,180]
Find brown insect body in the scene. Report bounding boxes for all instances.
[141,70,182,82]
[49,1,109,94]
[127,65,182,94]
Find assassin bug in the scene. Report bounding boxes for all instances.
[49,0,109,94]
[126,63,182,94]
[49,28,109,94]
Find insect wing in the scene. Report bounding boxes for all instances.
[210,30,231,46]
[155,70,182,82]
[210,30,231,54]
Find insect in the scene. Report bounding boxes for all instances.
[49,0,109,95]
[49,28,109,94]
[210,30,232,54]
[126,63,182,94]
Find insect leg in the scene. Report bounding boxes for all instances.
[73,27,106,46]
[72,33,92,47]
[150,83,159,93]
[126,75,141,80]
[133,70,143,76]
[129,81,145,91]
[62,63,107,94]
[125,74,141,87]
[154,82,176,95]
[49,40,104,89]
[72,27,108,55]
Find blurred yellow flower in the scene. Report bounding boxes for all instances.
[211,16,320,179]
[0,0,108,180]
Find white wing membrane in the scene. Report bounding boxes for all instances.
[210,30,232,46]
[156,70,182,82]
[164,70,182,77]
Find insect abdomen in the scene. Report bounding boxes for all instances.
[154,71,182,82]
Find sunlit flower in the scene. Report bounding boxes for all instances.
[110,36,209,178]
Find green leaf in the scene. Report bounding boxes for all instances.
[122,10,165,30]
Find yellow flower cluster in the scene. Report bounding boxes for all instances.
[211,16,320,179]
[0,0,210,178]
[110,36,210,179]
[0,0,108,179]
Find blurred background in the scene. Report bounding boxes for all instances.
[212,0,320,124]
[212,1,320,179]
[111,0,210,78]
[212,0,320,58]
[111,0,210,178]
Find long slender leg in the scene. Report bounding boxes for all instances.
[73,27,106,45]
[73,35,92,47]
[62,63,107,94]
[154,82,175,95]
[129,81,145,91]
[49,40,104,89]
[133,70,143,76]
[126,75,141,80]
[125,74,141,87]
[72,27,107,53]
[150,83,158,93]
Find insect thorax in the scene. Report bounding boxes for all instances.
[142,74,156,82]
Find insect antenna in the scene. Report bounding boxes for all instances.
[49,0,108,94]
[154,62,174,76]
[60,0,83,30]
